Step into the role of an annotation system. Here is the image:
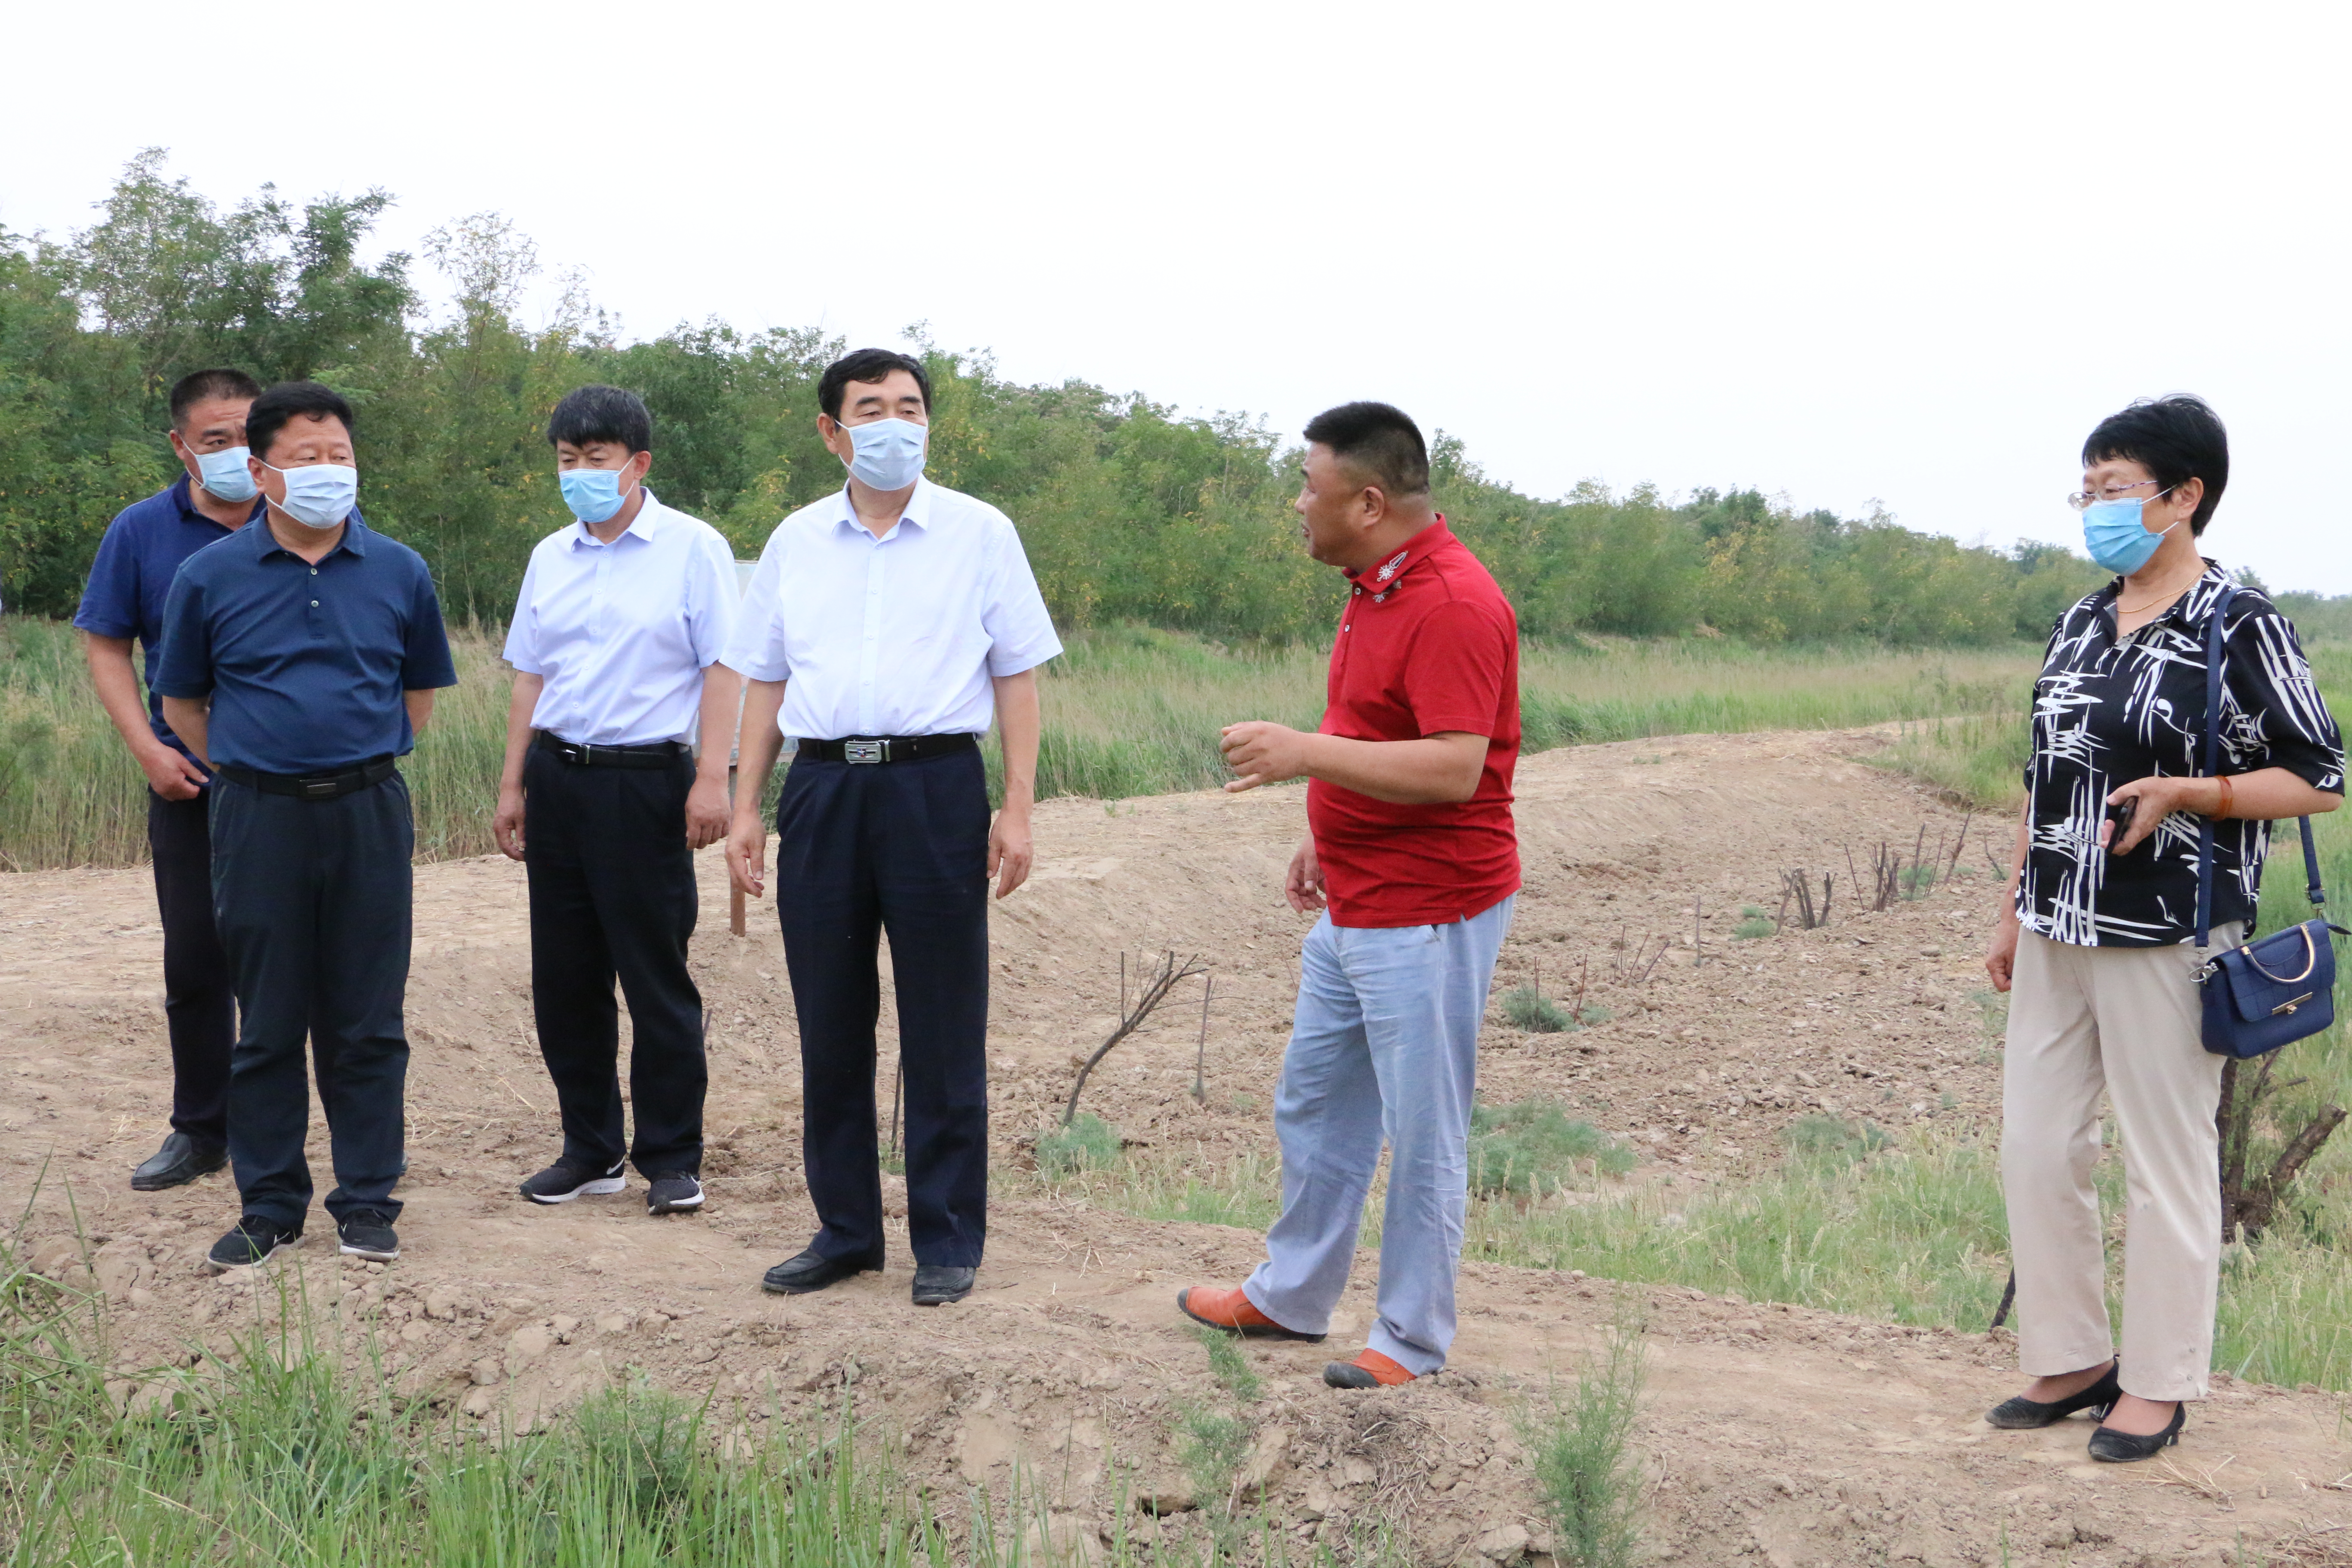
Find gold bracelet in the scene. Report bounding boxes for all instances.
[2214,775,2234,820]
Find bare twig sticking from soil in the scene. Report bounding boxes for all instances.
[1063,951,1209,1126]
[1191,974,1213,1106]
[1780,870,1831,931]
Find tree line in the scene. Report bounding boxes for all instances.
[2,151,2110,643]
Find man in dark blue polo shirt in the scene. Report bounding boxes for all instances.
[74,368,265,1192]
[153,380,457,1271]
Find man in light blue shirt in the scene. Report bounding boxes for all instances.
[495,385,741,1219]
[723,348,1061,1307]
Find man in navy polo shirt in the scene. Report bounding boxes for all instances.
[153,380,457,1271]
[75,368,265,1192]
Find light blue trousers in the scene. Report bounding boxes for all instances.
[1244,896,1514,1374]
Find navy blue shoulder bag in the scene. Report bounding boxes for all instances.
[2193,583,2347,1058]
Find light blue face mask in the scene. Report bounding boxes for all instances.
[265,462,359,530]
[190,444,257,503]
[840,418,928,490]
[558,464,635,525]
[2081,492,2178,575]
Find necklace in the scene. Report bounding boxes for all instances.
[2117,570,2203,617]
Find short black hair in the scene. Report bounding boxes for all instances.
[247,381,356,463]
[819,349,932,422]
[547,383,653,453]
[168,368,263,431]
[1302,401,1431,498]
[2081,394,2229,535]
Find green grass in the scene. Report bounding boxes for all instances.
[1,616,2040,870]
[1035,1112,1121,1176]
[1470,1100,1638,1194]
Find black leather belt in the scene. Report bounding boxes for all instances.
[796,733,978,765]
[535,733,689,769]
[214,756,396,801]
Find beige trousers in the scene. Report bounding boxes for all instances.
[2001,925,2237,1403]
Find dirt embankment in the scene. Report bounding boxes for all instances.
[3,730,2345,1565]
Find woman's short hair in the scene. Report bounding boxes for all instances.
[2082,394,2229,535]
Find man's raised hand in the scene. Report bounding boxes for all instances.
[1221,721,1311,793]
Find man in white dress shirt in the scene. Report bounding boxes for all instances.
[723,348,1061,1307]
[495,384,741,1217]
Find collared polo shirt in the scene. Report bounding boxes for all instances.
[723,478,1063,740]
[1307,519,1522,928]
[502,491,740,746]
[151,515,458,774]
[72,474,267,761]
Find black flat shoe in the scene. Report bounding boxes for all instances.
[2088,1402,2185,1463]
[760,1249,879,1295]
[912,1264,975,1306]
[1985,1361,2120,1429]
[132,1132,227,1192]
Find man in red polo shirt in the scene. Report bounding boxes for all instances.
[1179,401,1520,1389]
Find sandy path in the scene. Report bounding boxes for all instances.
[3,730,2344,1565]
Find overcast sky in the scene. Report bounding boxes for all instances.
[10,1,2349,591]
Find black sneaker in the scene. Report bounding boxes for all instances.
[337,1209,401,1262]
[205,1215,302,1272]
[646,1173,704,1214]
[519,1160,627,1205]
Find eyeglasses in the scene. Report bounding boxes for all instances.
[2067,480,2172,512]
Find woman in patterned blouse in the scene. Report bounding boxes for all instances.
[1982,395,2344,1462]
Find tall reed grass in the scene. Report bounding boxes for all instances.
[0,616,2050,872]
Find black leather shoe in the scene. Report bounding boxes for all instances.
[132,1132,227,1191]
[760,1249,878,1295]
[1985,1361,2120,1429]
[912,1264,976,1305]
[2088,1401,2185,1463]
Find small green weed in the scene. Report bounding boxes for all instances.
[1036,1112,1121,1175]
[1523,1305,1647,1568]
[1733,905,1776,940]
[1504,984,1573,1033]
[1471,1100,1637,1195]
[1194,1325,1264,1403]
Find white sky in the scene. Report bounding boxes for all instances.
[10,0,2350,592]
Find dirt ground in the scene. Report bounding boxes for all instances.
[4,729,2349,1565]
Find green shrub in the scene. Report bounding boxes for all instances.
[1524,1310,1647,1568]
[1502,985,1573,1033]
[1470,1099,1636,1195]
[1732,916,1775,940]
[1036,1112,1121,1175]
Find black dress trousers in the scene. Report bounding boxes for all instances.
[208,772,413,1231]
[775,746,991,1268]
[147,788,235,1145]
[523,745,707,1178]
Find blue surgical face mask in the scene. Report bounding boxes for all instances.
[190,444,257,503]
[264,462,359,530]
[2081,492,2178,575]
[839,417,928,490]
[558,464,635,525]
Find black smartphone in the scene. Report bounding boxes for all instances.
[2105,797,2137,849]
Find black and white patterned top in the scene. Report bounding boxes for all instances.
[2019,564,2345,948]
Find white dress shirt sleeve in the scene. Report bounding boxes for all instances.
[980,515,1064,677]
[502,546,547,675]
[720,523,793,682]
[684,525,741,670]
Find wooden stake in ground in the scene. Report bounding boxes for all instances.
[1065,950,1210,1127]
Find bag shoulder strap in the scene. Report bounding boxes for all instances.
[2195,582,2326,953]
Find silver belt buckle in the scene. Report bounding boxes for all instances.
[842,738,886,765]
